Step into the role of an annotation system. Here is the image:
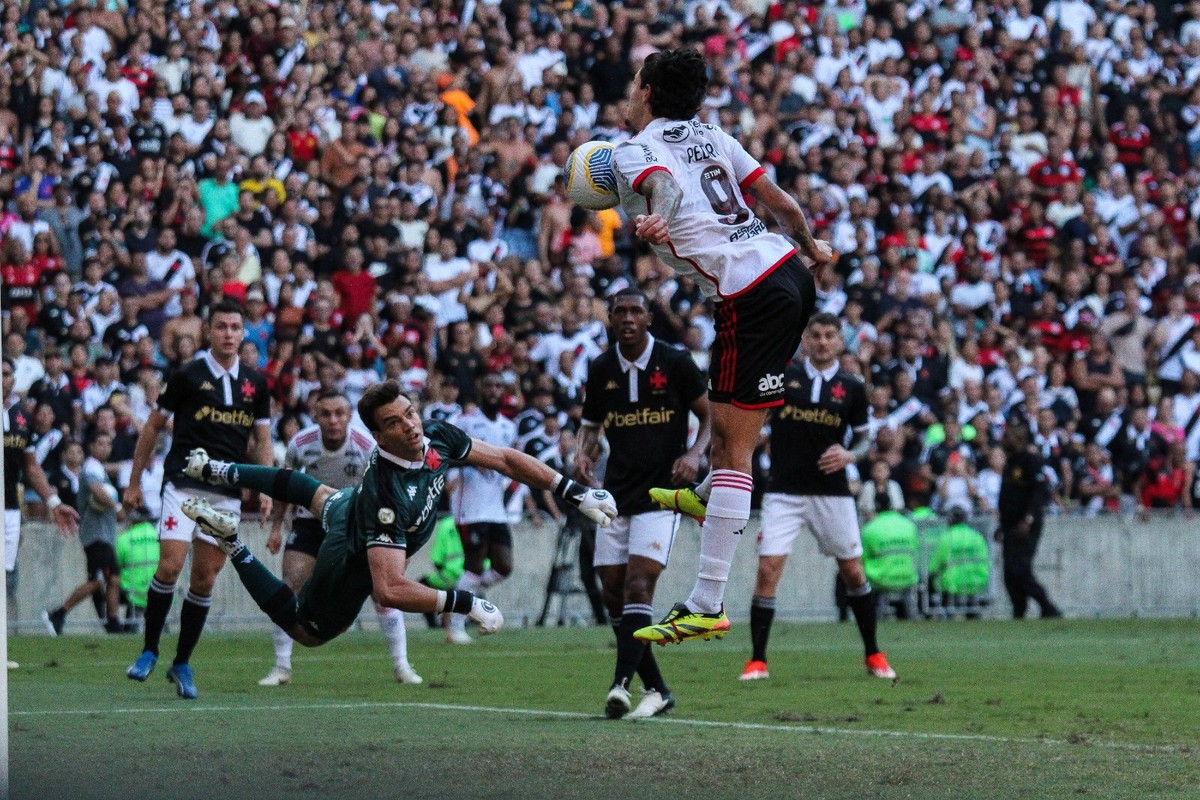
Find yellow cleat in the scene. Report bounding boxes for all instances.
[633,603,730,645]
[648,487,707,524]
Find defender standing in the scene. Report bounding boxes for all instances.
[741,313,896,681]
[123,300,273,699]
[610,49,834,644]
[577,289,710,719]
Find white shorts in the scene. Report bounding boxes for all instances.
[756,493,862,561]
[593,510,680,568]
[5,508,20,572]
[158,481,242,548]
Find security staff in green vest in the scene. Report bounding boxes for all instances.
[116,517,161,625]
[418,515,466,627]
[859,501,919,619]
[928,507,990,618]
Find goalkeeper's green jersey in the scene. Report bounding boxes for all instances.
[860,511,919,591]
[928,523,990,595]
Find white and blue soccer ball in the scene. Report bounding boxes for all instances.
[565,140,619,211]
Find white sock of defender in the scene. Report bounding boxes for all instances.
[448,570,482,634]
[685,470,752,614]
[694,471,714,501]
[374,604,408,669]
[479,567,507,589]
[272,625,293,671]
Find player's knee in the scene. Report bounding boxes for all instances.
[154,561,183,584]
[624,574,657,605]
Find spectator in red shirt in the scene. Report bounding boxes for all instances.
[1109,105,1152,169]
[330,246,377,329]
[1028,134,1081,202]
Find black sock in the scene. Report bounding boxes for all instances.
[142,578,175,657]
[847,584,879,657]
[750,595,776,663]
[173,591,211,666]
[614,605,653,690]
[635,641,668,695]
[91,588,106,619]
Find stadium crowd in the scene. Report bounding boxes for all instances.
[3,0,1200,538]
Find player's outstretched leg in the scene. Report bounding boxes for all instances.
[185,449,323,510]
[181,499,302,635]
[648,487,707,524]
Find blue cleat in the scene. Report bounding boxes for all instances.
[127,650,157,681]
[167,663,199,699]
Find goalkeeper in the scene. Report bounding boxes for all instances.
[178,381,618,647]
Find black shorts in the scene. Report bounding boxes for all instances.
[286,517,326,558]
[460,522,512,550]
[84,542,119,582]
[709,255,816,408]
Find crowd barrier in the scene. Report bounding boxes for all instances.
[9,511,1200,635]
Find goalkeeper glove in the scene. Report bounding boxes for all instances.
[555,478,618,527]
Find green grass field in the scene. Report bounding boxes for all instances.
[9,618,1200,800]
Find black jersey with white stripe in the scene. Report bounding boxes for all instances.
[3,403,33,510]
[767,360,868,497]
[581,340,706,515]
[158,356,270,497]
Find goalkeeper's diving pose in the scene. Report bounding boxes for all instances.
[179,380,618,646]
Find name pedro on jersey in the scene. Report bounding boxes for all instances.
[194,406,256,426]
[776,405,843,427]
[603,407,677,428]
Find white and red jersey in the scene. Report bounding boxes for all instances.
[613,118,796,300]
[449,408,516,525]
[283,423,376,518]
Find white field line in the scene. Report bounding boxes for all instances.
[9,700,1189,755]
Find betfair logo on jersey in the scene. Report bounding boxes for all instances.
[3,434,27,449]
[777,405,843,427]
[602,408,676,428]
[194,406,255,426]
[758,373,784,393]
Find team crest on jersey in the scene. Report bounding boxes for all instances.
[424,448,442,470]
[240,379,255,401]
[13,412,25,428]
[378,508,396,524]
[649,370,667,391]
[407,486,417,500]
[662,124,690,143]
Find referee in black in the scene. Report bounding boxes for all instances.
[996,417,1061,619]
[576,288,710,720]
[122,300,274,698]
[742,312,896,682]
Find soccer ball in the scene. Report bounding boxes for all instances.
[92,483,119,512]
[565,140,619,211]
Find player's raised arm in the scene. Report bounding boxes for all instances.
[464,438,617,526]
[743,172,834,266]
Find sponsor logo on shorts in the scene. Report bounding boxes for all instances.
[758,373,785,394]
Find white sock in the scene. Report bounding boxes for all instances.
[685,470,752,614]
[375,604,408,669]
[272,625,293,671]
[479,567,507,589]
[449,570,482,634]
[694,471,714,501]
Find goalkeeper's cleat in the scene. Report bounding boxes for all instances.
[167,663,199,699]
[648,487,707,524]
[626,689,675,720]
[181,498,239,547]
[633,603,730,645]
[469,597,504,635]
[258,666,292,687]
[127,650,158,681]
[739,659,770,681]
[604,682,631,719]
[865,652,897,680]
[395,664,424,685]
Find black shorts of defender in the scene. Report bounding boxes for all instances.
[84,541,119,582]
[460,522,512,549]
[285,517,326,558]
[709,255,816,408]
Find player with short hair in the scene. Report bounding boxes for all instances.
[259,389,422,686]
[177,380,617,651]
[122,300,274,699]
[445,374,517,645]
[577,288,710,719]
[739,313,896,681]
[613,49,835,643]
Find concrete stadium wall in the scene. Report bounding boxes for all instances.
[9,513,1200,636]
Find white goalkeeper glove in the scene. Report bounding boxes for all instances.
[555,478,619,527]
